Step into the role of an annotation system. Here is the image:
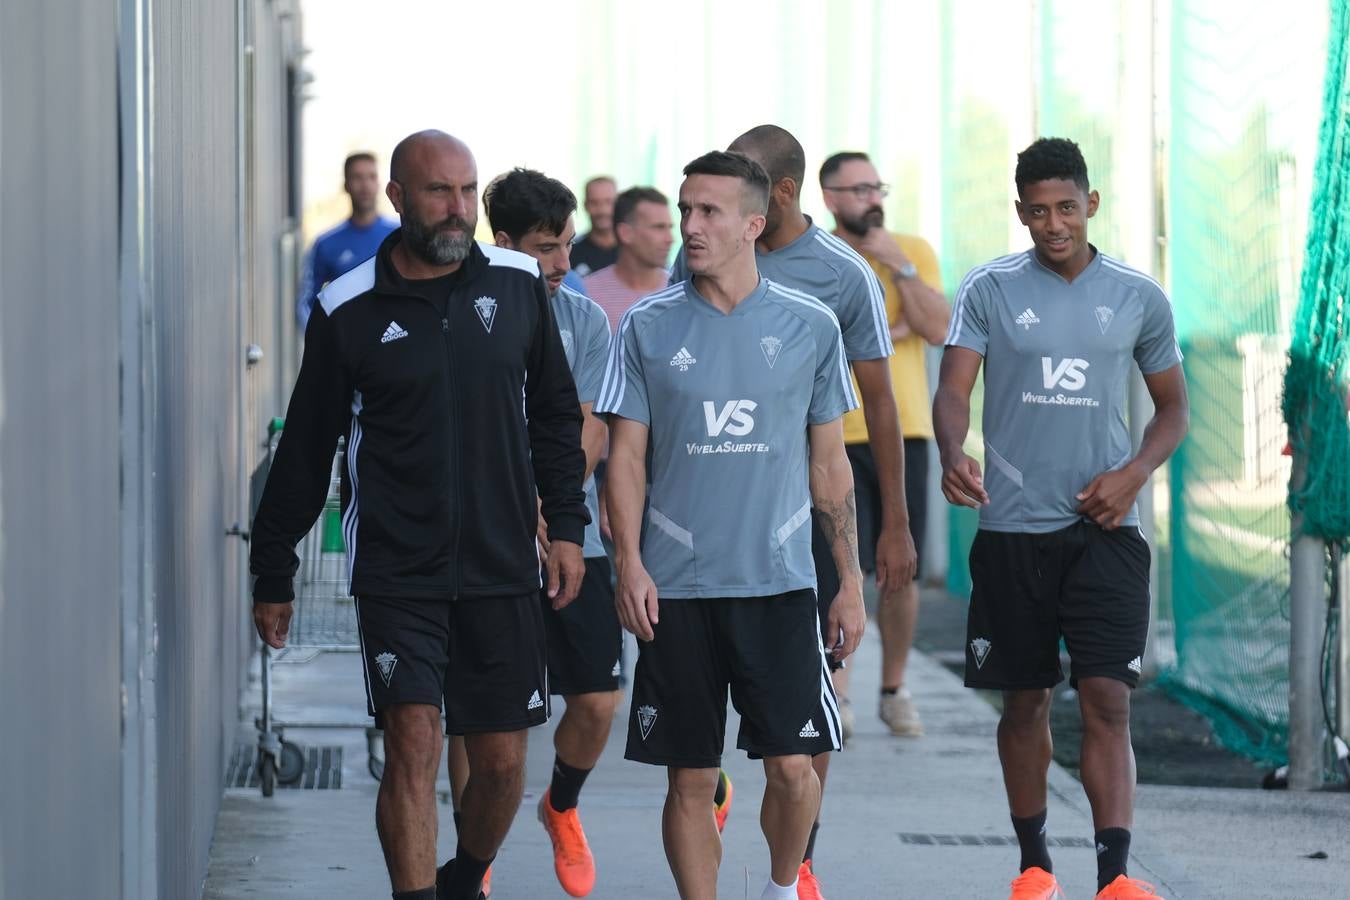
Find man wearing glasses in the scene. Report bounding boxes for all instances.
[818,151,949,747]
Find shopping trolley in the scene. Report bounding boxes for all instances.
[250,417,384,796]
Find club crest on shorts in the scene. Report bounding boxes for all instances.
[637,704,658,740]
[474,296,498,333]
[759,335,783,369]
[969,637,992,670]
[374,651,398,687]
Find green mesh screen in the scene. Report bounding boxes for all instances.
[1162,1,1330,764]
[1284,0,1350,546]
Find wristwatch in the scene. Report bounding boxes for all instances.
[895,262,919,280]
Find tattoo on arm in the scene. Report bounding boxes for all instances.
[815,489,861,578]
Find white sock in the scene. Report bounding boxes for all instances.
[760,876,798,900]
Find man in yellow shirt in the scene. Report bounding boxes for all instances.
[819,151,950,737]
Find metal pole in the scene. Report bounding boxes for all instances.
[1337,544,1349,740]
[1288,444,1327,790]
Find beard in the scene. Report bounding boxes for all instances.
[838,206,885,237]
[402,209,475,266]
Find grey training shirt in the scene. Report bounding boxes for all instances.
[596,277,857,598]
[945,248,1182,533]
[551,283,611,558]
[670,218,892,362]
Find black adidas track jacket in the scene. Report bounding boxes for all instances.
[250,233,588,604]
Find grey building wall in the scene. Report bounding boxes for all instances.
[0,1,300,897]
[0,1,123,895]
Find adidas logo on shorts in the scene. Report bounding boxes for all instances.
[799,719,820,738]
[527,689,544,710]
[1127,656,1143,674]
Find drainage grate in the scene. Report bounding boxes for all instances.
[224,743,344,790]
[898,833,1092,848]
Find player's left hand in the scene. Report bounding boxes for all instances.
[1076,463,1149,530]
[825,579,867,662]
[874,525,917,593]
[546,539,585,609]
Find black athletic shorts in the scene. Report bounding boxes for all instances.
[813,439,930,668]
[625,590,841,768]
[964,520,1151,690]
[542,556,622,695]
[355,593,549,734]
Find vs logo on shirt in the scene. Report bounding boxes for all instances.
[703,399,757,437]
[1041,357,1089,391]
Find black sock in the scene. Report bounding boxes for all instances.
[713,769,728,806]
[549,754,592,812]
[803,821,820,863]
[392,889,435,900]
[1012,809,1052,873]
[438,846,494,900]
[1095,827,1131,891]
[880,687,899,696]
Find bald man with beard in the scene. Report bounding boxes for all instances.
[249,130,589,900]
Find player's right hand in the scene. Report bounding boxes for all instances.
[253,601,293,649]
[615,556,659,642]
[941,451,989,509]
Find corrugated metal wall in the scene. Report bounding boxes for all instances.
[0,1,123,895]
[0,1,300,896]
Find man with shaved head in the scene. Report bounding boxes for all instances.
[670,125,915,899]
[250,129,589,900]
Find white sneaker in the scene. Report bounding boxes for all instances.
[838,696,855,744]
[878,689,924,736]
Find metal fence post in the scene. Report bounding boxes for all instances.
[1288,443,1327,790]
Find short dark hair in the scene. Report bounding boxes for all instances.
[819,151,871,186]
[483,168,577,243]
[613,186,668,229]
[728,124,806,192]
[1015,138,1090,195]
[683,151,771,216]
[343,152,377,179]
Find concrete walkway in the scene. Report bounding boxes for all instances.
[205,596,1350,899]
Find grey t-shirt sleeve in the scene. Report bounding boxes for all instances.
[945,269,991,356]
[668,246,689,285]
[809,314,860,424]
[575,301,611,404]
[595,314,650,424]
[1133,283,1183,374]
[834,260,893,361]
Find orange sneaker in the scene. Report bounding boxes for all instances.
[1009,866,1065,899]
[714,769,734,833]
[481,864,492,898]
[537,789,596,897]
[796,860,825,900]
[1095,875,1161,898]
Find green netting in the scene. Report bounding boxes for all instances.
[1162,1,1330,764]
[1283,0,1350,545]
